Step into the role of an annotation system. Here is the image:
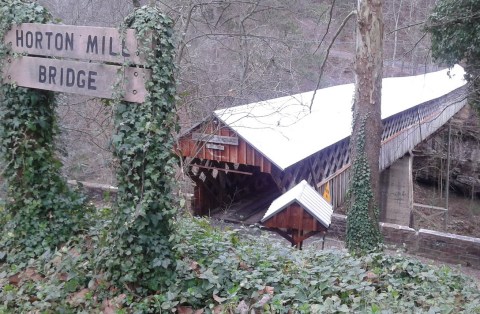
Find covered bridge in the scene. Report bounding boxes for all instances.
[177,66,467,221]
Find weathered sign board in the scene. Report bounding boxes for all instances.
[3,56,149,103]
[192,133,239,146]
[4,23,145,64]
[206,143,225,151]
[2,23,150,103]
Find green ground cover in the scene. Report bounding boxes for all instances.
[0,215,479,313]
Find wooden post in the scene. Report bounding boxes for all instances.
[445,122,451,231]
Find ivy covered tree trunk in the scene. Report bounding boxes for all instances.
[103,6,179,293]
[346,0,383,252]
[0,0,90,262]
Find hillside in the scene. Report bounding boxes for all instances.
[33,0,440,185]
[1,1,480,312]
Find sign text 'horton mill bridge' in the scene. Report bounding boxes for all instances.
[3,23,149,103]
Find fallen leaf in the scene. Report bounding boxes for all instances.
[68,288,90,306]
[112,293,126,308]
[51,255,63,267]
[8,273,21,286]
[102,299,113,311]
[239,261,249,270]
[103,307,115,314]
[213,293,227,304]
[254,294,271,308]
[265,286,274,295]
[190,261,199,270]
[87,278,98,289]
[190,260,201,275]
[21,268,43,282]
[366,271,378,281]
[57,272,69,282]
[236,300,249,314]
[69,248,81,258]
[177,306,193,314]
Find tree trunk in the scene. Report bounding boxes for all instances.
[346,0,384,252]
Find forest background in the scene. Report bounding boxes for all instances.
[34,0,439,186]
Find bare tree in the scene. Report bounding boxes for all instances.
[33,0,442,188]
[158,0,357,127]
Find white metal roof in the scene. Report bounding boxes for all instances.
[261,180,333,227]
[214,65,466,170]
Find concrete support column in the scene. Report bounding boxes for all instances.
[380,153,413,226]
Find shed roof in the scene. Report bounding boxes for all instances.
[214,65,466,170]
[261,180,333,227]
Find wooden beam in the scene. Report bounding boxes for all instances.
[264,227,294,245]
[192,164,253,176]
[413,203,447,211]
[317,163,351,188]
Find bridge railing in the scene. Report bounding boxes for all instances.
[317,86,467,209]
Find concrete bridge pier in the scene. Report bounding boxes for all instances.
[380,152,413,226]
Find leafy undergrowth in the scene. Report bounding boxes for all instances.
[0,215,479,313]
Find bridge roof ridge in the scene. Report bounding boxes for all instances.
[214,65,466,170]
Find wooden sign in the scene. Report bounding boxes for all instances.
[206,143,225,151]
[192,133,239,146]
[3,56,150,103]
[4,23,145,65]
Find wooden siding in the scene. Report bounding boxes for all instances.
[263,202,328,232]
[178,120,273,173]
[318,165,351,209]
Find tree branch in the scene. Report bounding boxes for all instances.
[309,10,357,111]
[313,0,336,55]
[386,20,425,35]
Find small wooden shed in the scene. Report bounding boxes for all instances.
[261,180,333,249]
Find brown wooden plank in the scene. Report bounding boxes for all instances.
[298,205,304,231]
[5,23,146,64]
[192,164,253,176]
[246,143,254,165]
[238,138,247,164]
[180,139,189,156]
[263,202,324,231]
[263,159,272,174]
[3,56,149,103]
[192,132,239,145]
[219,127,229,162]
[254,150,263,168]
[228,129,238,164]
[189,136,197,158]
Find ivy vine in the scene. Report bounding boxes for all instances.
[0,0,92,262]
[346,114,382,253]
[101,6,179,293]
